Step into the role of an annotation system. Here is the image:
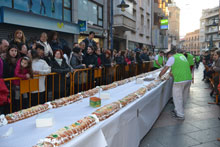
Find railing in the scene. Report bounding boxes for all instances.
[3,62,153,113]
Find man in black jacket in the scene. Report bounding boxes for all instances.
[82,31,97,54]
[83,46,98,68]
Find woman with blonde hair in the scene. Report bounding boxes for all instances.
[10,29,28,51]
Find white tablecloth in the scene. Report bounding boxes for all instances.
[0,75,173,147]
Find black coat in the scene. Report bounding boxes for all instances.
[3,59,17,78]
[115,56,126,65]
[140,53,150,61]
[102,56,112,67]
[49,40,62,51]
[51,58,71,99]
[82,53,98,68]
[51,58,71,74]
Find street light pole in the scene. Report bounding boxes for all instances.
[110,0,114,50]
[109,0,129,50]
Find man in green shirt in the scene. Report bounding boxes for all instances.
[195,55,200,69]
[159,49,192,120]
[184,52,194,72]
[153,51,165,70]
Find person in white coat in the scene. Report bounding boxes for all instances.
[30,47,51,106]
[36,32,53,57]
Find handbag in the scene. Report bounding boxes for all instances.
[0,79,10,106]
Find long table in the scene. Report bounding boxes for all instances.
[0,73,173,147]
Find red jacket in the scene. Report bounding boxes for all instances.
[125,57,131,65]
[13,58,29,86]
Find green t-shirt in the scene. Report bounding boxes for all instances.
[153,55,163,68]
[171,54,192,82]
[195,56,200,62]
[187,53,194,66]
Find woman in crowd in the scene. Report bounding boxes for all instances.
[124,50,131,65]
[149,52,154,61]
[95,48,103,68]
[36,32,53,57]
[14,56,33,110]
[62,45,72,67]
[3,45,20,78]
[115,50,126,65]
[20,44,28,57]
[48,31,62,51]
[31,49,51,106]
[51,50,71,99]
[70,47,86,93]
[10,30,28,51]
[70,47,86,69]
[111,49,117,63]
[102,50,114,84]
[212,50,220,100]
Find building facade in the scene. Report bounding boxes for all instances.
[113,0,153,50]
[200,6,220,51]
[0,0,108,48]
[183,29,200,55]
[168,2,180,49]
[152,0,171,51]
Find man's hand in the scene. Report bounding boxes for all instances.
[159,66,170,78]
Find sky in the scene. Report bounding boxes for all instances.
[174,0,219,38]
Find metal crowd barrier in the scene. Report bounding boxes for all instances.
[3,62,153,113]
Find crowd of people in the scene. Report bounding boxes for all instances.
[0,30,156,114]
[202,48,220,101]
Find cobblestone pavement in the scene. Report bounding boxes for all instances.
[139,65,220,147]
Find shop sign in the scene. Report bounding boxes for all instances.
[78,20,87,32]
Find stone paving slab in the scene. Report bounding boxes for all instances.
[139,65,220,147]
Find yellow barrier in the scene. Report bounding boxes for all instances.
[3,62,153,113]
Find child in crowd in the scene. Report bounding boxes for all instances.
[14,56,33,110]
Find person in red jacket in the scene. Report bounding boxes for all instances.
[14,56,33,110]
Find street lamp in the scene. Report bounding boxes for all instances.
[110,0,129,50]
[117,0,129,12]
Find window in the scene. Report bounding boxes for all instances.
[141,15,144,25]
[78,0,89,21]
[12,0,70,22]
[63,0,71,22]
[14,0,28,11]
[31,0,52,17]
[88,1,98,25]
[51,0,62,20]
[147,19,150,29]
[98,6,103,26]
[78,0,103,27]
[0,0,12,8]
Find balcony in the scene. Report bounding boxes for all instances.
[205,29,218,34]
[202,11,219,19]
[113,14,136,32]
[205,36,220,42]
